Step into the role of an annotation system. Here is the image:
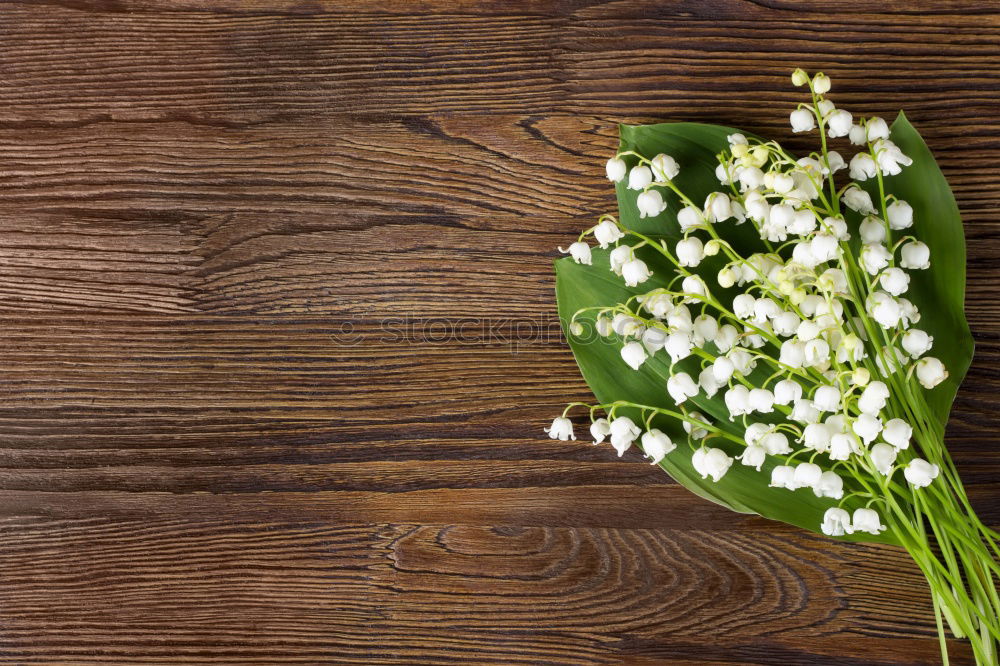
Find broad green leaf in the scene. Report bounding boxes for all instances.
[555,119,966,545]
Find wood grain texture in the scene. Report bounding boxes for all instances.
[0,1,998,663]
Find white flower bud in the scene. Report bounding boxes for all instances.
[852,413,883,444]
[791,69,810,87]
[770,465,796,490]
[590,418,611,444]
[724,385,752,419]
[738,444,767,471]
[609,417,641,456]
[900,240,930,270]
[569,321,584,336]
[667,372,699,405]
[816,471,844,499]
[774,379,803,405]
[676,236,705,267]
[650,153,680,182]
[606,157,627,182]
[858,381,890,414]
[882,418,912,450]
[859,216,887,243]
[628,165,653,190]
[827,109,853,138]
[680,275,707,302]
[852,508,886,535]
[879,267,910,296]
[852,367,871,387]
[545,416,576,441]
[811,73,831,94]
[886,200,913,230]
[692,447,733,482]
[620,341,648,370]
[870,442,898,475]
[902,329,933,358]
[704,239,721,256]
[790,108,816,132]
[822,507,853,536]
[860,243,892,275]
[641,429,676,464]
[813,385,842,413]
[792,462,823,490]
[843,186,876,214]
[817,99,835,117]
[915,357,949,389]
[593,220,625,248]
[636,189,667,219]
[560,241,592,265]
[904,458,940,488]
[748,388,775,413]
[849,152,878,181]
[716,266,737,288]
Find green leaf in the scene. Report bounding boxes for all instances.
[554,120,976,545]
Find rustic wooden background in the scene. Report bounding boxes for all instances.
[0,1,998,664]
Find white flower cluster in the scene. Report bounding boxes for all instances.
[552,69,948,538]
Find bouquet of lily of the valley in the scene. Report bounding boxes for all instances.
[547,69,999,664]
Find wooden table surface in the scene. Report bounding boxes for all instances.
[1,1,998,664]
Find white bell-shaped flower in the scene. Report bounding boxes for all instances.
[744,423,770,446]
[769,465,796,490]
[852,413,883,444]
[843,186,876,214]
[860,243,892,275]
[816,471,844,499]
[792,462,823,490]
[874,139,912,175]
[676,236,705,267]
[858,381,890,414]
[771,310,800,337]
[728,348,756,375]
[915,357,949,389]
[650,153,680,182]
[813,385,841,413]
[886,200,913,230]
[852,508,886,535]
[692,314,718,345]
[628,165,653,190]
[849,152,878,181]
[693,447,733,482]
[828,433,856,461]
[593,220,625,248]
[790,398,821,424]
[812,73,832,94]
[636,189,667,219]
[667,372,699,404]
[621,258,652,287]
[560,241,592,265]
[804,339,830,367]
[590,418,611,444]
[680,275,708,302]
[859,216,887,244]
[748,388,775,413]
[761,432,791,455]
[641,327,667,355]
[866,117,890,141]
[790,108,816,132]
[879,267,910,296]
[609,417,641,455]
[882,418,912,450]
[779,340,806,368]
[606,157,627,182]
[827,109,853,138]
[545,416,576,441]
[738,444,767,471]
[620,341,648,370]
[803,423,833,452]
[609,245,631,275]
[677,205,701,231]
[902,329,933,358]
[724,385,752,419]
[773,379,803,405]
[714,324,740,353]
[900,240,930,269]
[664,331,693,363]
[870,442,898,475]
[711,356,735,383]
[684,412,709,440]
[611,313,644,338]
[698,366,722,397]
[822,507,853,536]
[704,192,733,223]
[904,458,940,488]
[641,429,676,464]
[867,290,902,328]
[821,215,849,240]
